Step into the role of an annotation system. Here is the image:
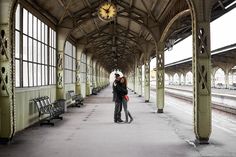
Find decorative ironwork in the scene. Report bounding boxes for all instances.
[0,30,9,61]
[157,53,164,88]
[57,72,63,88]
[144,61,150,86]
[197,27,210,94]
[57,53,63,70]
[0,30,9,96]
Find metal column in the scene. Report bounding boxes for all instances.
[190,0,212,144]
[144,59,150,102]
[137,65,142,97]
[156,42,165,113]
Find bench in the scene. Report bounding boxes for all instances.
[66,90,84,107]
[92,84,110,95]
[32,96,65,126]
[92,87,99,95]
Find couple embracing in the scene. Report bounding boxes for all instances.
[112,73,133,123]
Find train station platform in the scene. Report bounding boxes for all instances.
[1,86,236,157]
[165,85,236,96]
[162,85,236,113]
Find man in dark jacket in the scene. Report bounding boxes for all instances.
[113,73,123,123]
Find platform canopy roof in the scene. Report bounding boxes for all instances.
[25,0,236,73]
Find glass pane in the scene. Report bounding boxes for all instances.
[80,62,83,72]
[42,65,45,85]
[42,44,45,64]
[73,46,76,58]
[15,59,20,87]
[73,59,76,70]
[23,9,28,34]
[42,23,45,43]
[23,61,28,87]
[51,49,53,66]
[64,55,68,69]
[28,13,33,37]
[54,31,56,48]
[50,48,53,66]
[38,65,41,86]
[33,64,37,86]
[38,42,41,63]
[52,30,54,47]
[52,67,54,84]
[33,40,37,62]
[68,43,72,56]
[73,71,76,83]
[53,49,56,66]
[45,66,48,85]
[28,38,33,61]
[70,57,73,69]
[15,31,20,58]
[33,16,37,39]
[66,70,69,84]
[70,71,72,83]
[49,28,52,47]
[49,67,52,84]
[23,35,28,60]
[15,5,20,30]
[37,20,41,41]
[49,48,51,65]
[29,63,33,86]
[45,25,48,44]
[45,45,48,64]
[51,30,54,47]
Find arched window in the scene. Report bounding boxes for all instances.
[186,71,193,85]
[180,74,184,85]
[64,41,76,84]
[165,73,169,85]
[173,73,179,85]
[215,68,225,87]
[80,53,87,84]
[15,4,56,87]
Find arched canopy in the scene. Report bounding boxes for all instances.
[24,0,234,73]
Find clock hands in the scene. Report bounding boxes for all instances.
[102,7,108,12]
[102,4,112,13]
[98,2,116,21]
[108,4,112,11]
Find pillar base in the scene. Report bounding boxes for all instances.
[0,138,11,145]
[145,100,149,103]
[138,95,141,97]
[195,138,209,145]
[157,109,163,113]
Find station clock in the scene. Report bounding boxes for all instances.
[98,2,117,21]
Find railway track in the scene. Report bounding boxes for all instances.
[150,86,236,115]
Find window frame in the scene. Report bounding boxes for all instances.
[64,41,76,84]
[15,4,56,88]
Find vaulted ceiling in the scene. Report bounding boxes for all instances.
[25,0,236,73]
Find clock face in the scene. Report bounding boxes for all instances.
[98,2,117,21]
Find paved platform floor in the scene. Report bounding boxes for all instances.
[1,86,236,157]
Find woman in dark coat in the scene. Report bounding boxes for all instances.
[116,76,133,123]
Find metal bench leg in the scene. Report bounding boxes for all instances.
[53,116,63,120]
[40,120,54,126]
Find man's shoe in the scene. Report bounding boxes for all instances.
[117,119,124,123]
